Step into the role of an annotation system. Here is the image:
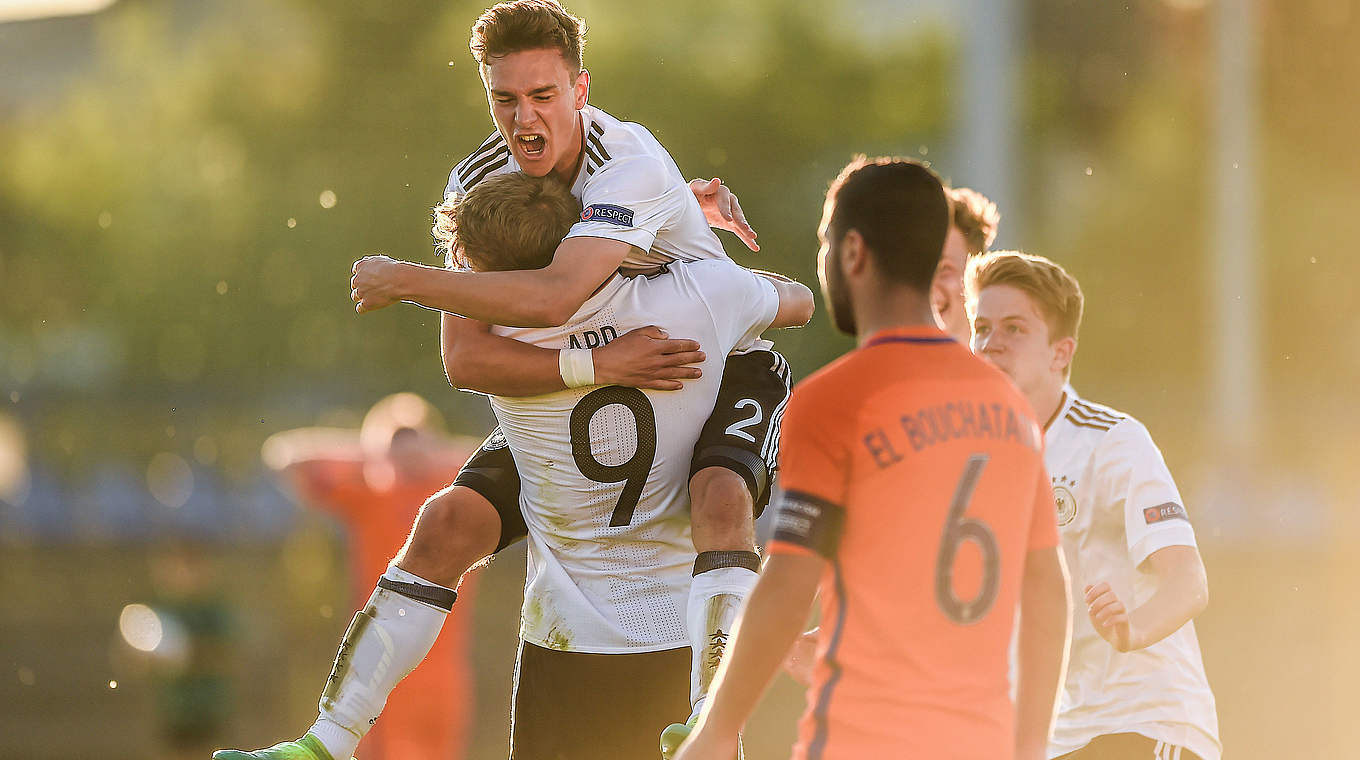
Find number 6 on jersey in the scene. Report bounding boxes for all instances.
[935,454,1001,624]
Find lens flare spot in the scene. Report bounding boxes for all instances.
[119,604,164,653]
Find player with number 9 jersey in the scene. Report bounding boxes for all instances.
[489,259,784,654]
[768,327,1060,760]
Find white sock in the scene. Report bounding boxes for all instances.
[687,558,759,714]
[306,565,454,760]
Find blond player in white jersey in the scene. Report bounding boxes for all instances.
[966,251,1220,760]
[452,172,811,758]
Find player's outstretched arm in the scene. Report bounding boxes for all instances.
[352,236,632,327]
[441,313,704,395]
[1084,544,1208,653]
[1015,545,1071,760]
[675,552,823,760]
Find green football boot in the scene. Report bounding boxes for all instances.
[212,734,351,760]
[659,714,697,759]
[660,716,744,760]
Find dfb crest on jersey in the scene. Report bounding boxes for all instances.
[482,428,509,451]
[1052,475,1078,526]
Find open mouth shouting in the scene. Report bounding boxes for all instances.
[515,133,546,160]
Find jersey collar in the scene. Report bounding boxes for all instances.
[861,325,955,349]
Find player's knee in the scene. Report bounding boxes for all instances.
[690,466,755,550]
[398,487,500,583]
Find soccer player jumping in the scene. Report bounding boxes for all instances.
[215,2,797,759]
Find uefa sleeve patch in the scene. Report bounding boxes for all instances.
[581,204,635,227]
[1143,502,1189,524]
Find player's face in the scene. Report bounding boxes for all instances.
[971,284,1063,398]
[817,204,857,336]
[482,48,588,181]
[931,226,970,342]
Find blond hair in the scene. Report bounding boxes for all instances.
[432,172,580,272]
[948,187,1000,255]
[966,250,1084,343]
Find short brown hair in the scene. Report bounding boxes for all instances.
[948,186,1000,255]
[965,250,1084,344]
[432,172,580,272]
[470,0,587,72]
[825,155,950,293]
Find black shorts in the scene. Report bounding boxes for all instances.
[1055,733,1204,760]
[451,428,527,552]
[510,641,690,760]
[688,349,791,518]
[453,349,792,539]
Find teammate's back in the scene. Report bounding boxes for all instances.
[490,259,780,652]
[772,330,1055,758]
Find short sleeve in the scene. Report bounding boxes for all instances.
[767,380,852,559]
[683,260,778,356]
[1096,420,1198,566]
[566,156,687,252]
[1028,462,1060,551]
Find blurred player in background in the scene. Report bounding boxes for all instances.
[259,394,479,760]
[966,251,1220,760]
[675,157,1071,760]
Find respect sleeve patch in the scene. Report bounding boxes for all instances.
[772,490,846,559]
[1143,501,1189,524]
[580,204,635,227]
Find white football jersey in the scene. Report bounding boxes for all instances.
[1044,392,1220,760]
[446,104,729,271]
[488,260,778,654]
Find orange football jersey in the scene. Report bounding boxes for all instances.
[768,326,1058,760]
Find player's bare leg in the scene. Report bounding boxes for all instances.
[212,485,500,760]
[661,466,759,758]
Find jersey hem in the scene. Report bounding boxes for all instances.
[1048,722,1220,760]
[518,634,689,655]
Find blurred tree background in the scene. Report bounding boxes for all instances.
[1,0,1357,757]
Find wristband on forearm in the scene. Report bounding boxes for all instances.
[558,348,595,388]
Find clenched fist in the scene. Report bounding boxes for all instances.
[350,255,408,313]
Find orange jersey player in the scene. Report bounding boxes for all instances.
[676,157,1071,760]
[262,394,479,760]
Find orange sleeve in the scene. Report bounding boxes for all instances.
[1027,462,1060,551]
[286,459,369,522]
[767,380,852,558]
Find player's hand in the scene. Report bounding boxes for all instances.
[1084,582,1139,652]
[351,255,407,313]
[592,326,704,391]
[782,627,818,686]
[690,177,759,252]
[670,725,740,760]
